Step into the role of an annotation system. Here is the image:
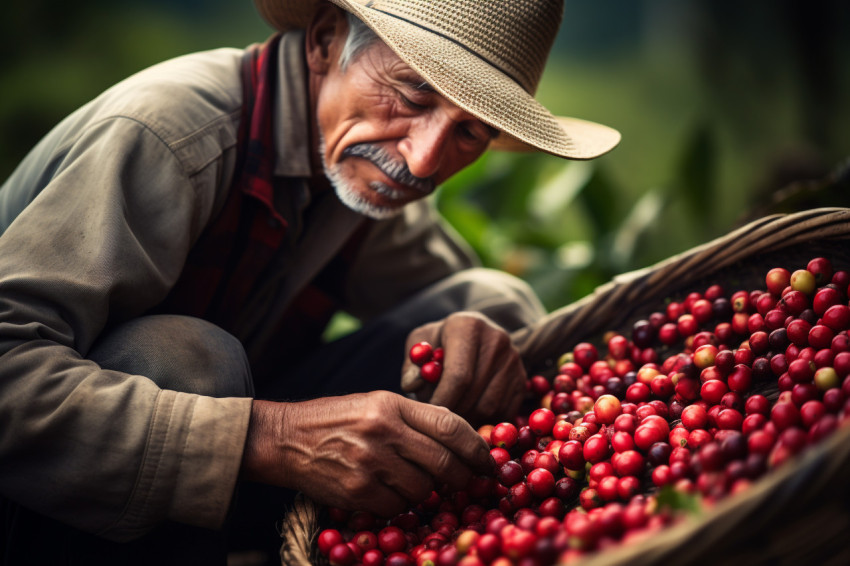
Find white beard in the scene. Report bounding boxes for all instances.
[320,137,405,220]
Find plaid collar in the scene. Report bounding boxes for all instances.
[239,31,313,225]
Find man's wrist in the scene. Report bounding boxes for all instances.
[240,399,288,484]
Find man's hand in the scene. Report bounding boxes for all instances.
[240,392,493,518]
[401,312,527,425]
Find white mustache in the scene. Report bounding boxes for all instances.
[342,143,435,193]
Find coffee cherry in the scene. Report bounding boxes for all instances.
[631,320,655,349]
[823,305,850,332]
[726,365,752,393]
[731,290,750,313]
[780,291,809,316]
[835,352,850,377]
[681,404,708,431]
[528,408,556,436]
[551,419,573,441]
[377,526,407,555]
[833,269,850,288]
[832,333,850,354]
[807,257,834,285]
[690,299,714,324]
[318,529,345,556]
[526,468,555,499]
[765,267,791,295]
[558,440,585,470]
[573,342,599,369]
[361,549,385,566]
[809,325,835,350]
[419,360,443,383]
[328,542,357,566]
[506,482,533,511]
[593,394,622,425]
[496,460,523,488]
[787,358,815,383]
[625,382,651,404]
[384,552,413,566]
[712,297,733,321]
[748,331,769,355]
[490,422,518,449]
[799,400,826,429]
[790,269,816,295]
[785,318,812,347]
[583,434,612,464]
[352,531,378,553]
[538,496,566,519]
[633,423,666,452]
[408,341,434,366]
[667,428,689,450]
[759,292,781,316]
[771,402,801,431]
[813,287,841,315]
[715,408,743,430]
[579,487,602,511]
[814,366,840,391]
[612,450,645,477]
[808,414,838,444]
[596,475,619,502]
[473,533,501,563]
[677,314,699,338]
[700,379,728,405]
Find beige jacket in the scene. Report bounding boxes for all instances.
[0,32,530,542]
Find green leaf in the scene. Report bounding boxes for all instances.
[655,484,703,516]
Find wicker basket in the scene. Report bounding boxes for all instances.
[279,207,850,566]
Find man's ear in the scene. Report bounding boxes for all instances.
[305,5,348,75]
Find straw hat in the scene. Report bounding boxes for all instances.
[254,0,621,160]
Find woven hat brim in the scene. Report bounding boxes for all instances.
[255,0,621,159]
[489,116,621,158]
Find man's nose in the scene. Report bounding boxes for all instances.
[398,116,453,181]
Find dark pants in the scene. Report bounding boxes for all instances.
[1,269,544,565]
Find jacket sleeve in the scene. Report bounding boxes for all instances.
[343,198,546,331]
[0,115,251,542]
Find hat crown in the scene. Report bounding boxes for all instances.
[354,0,563,94]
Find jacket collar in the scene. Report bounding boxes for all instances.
[272,30,313,178]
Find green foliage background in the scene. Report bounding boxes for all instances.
[2,1,849,315]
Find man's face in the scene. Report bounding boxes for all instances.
[313,32,497,219]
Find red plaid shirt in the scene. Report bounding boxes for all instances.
[157,35,369,376]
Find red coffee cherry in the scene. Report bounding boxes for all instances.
[409,341,434,366]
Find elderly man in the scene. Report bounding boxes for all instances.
[0,0,618,564]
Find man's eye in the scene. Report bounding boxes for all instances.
[460,123,493,144]
[400,93,427,111]
[458,124,480,141]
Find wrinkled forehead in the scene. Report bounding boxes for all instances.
[358,44,502,137]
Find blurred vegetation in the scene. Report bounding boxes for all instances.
[2,0,849,314]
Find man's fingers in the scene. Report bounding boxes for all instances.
[401,365,425,392]
[428,330,479,410]
[392,431,472,494]
[470,366,526,424]
[398,398,492,475]
[449,335,516,418]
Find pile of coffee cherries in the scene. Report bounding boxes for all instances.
[317,257,850,566]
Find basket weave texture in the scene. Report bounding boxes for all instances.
[280,207,850,565]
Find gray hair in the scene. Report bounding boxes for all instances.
[339,12,380,71]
